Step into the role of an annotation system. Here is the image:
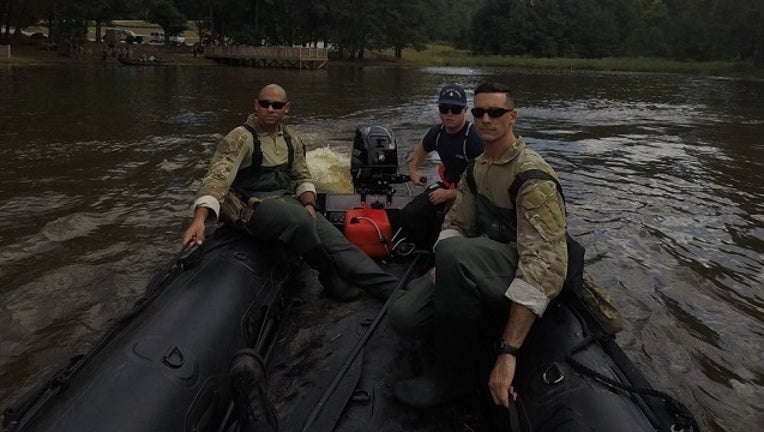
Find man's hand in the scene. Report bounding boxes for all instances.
[488,353,518,408]
[409,168,426,186]
[428,188,455,205]
[182,219,206,246]
[304,203,317,220]
[182,207,209,246]
[428,267,436,284]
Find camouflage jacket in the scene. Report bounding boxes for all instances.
[439,137,568,316]
[192,114,316,218]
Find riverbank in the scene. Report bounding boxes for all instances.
[3,40,761,79]
[395,43,763,79]
[0,42,215,66]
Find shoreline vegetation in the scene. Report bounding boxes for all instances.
[3,42,760,80]
[397,44,763,79]
[0,19,760,79]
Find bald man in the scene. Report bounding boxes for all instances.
[183,84,397,301]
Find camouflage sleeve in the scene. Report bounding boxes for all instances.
[505,179,568,317]
[438,176,477,243]
[288,132,317,197]
[192,127,251,218]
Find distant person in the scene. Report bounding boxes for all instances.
[389,82,570,409]
[182,84,398,302]
[399,84,484,251]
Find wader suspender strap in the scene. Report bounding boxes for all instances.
[241,124,263,170]
[241,123,295,170]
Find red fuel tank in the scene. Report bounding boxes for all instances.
[344,206,392,258]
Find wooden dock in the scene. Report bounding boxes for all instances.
[205,46,328,69]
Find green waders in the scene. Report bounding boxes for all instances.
[389,236,518,407]
[244,196,397,301]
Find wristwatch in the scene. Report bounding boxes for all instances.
[494,339,520,357]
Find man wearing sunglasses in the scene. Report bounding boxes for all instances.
[399,84,484,251]
[390,82,568,410]
[183,83,398,302]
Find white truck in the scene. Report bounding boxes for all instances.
[103,29,143,44]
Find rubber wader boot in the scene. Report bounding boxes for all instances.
[230,348,278,432]
[302,246,360,302]
[393,319,480,408]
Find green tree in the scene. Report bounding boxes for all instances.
[1,0,46,44]
[147,0,188,43]
[471,0,531,56]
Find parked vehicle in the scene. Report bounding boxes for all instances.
[103,29,143,44]
[148,31,186,45]
[169,33,186,45]
[148,31,164,44]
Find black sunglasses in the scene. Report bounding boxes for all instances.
[471,107,513,118]
[257,99,287,109]
[438,104,464,115]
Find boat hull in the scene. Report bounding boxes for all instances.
[3,199,693,432]
[4,228,290,432]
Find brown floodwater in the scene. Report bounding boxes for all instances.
[0,64,762,431]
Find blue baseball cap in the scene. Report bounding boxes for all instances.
[437,84,467,106]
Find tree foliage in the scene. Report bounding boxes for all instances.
[147,0,188,42]
[0,0,760,65]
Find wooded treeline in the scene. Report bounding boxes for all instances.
[1,0,761,66]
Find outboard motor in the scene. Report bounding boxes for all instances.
[351,125,407,198]
[345,126,409,258]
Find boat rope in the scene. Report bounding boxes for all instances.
[565,333,700,432]
[389,227,417,257]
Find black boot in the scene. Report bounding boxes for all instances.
[230,349,278,432]
[302,246,360,302]
[393,318,480,408]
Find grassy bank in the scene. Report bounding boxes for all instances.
[393,43,763,79]
[0,43,215,66]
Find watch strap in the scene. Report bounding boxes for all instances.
[495,339,520,357]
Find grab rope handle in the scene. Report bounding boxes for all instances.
[566,334,700,432]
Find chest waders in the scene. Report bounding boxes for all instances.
[231,124,299,199]
[229,124,360,302]
[464,162,585,295]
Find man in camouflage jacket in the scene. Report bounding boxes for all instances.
[390,82,568,408]
[182,84,397,301]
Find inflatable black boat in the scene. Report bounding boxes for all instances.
[2,126,698,432]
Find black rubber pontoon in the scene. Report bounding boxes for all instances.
[3,228,292,432]
[3,125,698,432]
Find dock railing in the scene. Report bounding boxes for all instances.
[205,46,328,69]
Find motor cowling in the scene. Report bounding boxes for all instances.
[351,125,404,195]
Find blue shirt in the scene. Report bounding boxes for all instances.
[421,122,484,184]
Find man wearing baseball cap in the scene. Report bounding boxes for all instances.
[400,83,484,251]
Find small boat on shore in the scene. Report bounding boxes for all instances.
[118,57,167,66]
[2,126,698,432]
